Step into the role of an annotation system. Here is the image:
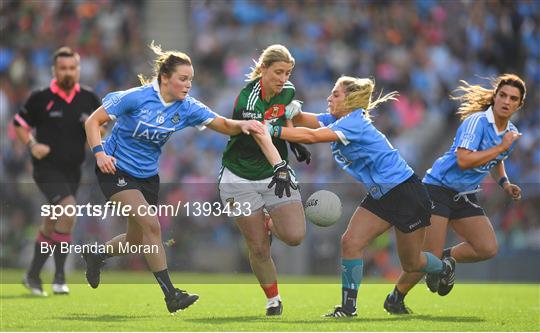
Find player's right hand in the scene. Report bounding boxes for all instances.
[285,100,302,119]
[30,143,51,160]
[268,160,298,198]
[96,152,116,174]
[500,131,521,150]
[240,119,265,135]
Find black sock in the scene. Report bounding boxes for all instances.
[28,237,52,278]
[153,269,175,297]
[391,286,405,302]
[342,287,358,313]
[442,247,452,258]
[53,243,69,280]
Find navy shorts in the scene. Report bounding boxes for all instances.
[361,175,432,233]
[33,165,81,204]
[95,166,160,206]
[425,184,485,220]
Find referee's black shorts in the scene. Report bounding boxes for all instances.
[360,174,432,233]
[95,166,159,206]
[425,184,485,220]
[33,165,81,204]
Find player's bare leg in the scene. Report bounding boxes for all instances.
[431,216,497,296]
[235,209,282,315]
[449,216,498,262]
[325,207,390,317]
[267,201,305,246]
[385,215,449,314]
[82,189,198,313]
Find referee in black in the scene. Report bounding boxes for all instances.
[13,46,100,296]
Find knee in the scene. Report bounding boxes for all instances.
[340,232,365,257]
[41,223,55,237]
[282,230,305,247]
[57,214,76,229]
[476,242,498,260]
[139,218,161,238]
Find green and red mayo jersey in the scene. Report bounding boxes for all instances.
[221,79,295,180]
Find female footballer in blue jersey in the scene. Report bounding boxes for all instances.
[267,76,456,318]
[82,42,274,314]
[384,74,526,314]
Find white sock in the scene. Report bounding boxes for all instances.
[266,295,281,307]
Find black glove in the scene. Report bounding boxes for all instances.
[268,161,298,198]
[289,142,311,165]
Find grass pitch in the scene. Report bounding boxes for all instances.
[1,269,538,331]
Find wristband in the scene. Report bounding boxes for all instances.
[498,176,509,188]
[272,125,282,139]
[92,145,104,155]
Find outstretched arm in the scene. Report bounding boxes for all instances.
[269,125,339,144]
[207,116,264,136]
[292,112,323,129]
[284,100,321,129]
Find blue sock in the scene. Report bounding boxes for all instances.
[421,252,444,273]
[341,258,363,312]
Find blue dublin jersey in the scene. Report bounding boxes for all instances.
[102,80,217,178]
[424,107,518,192]
[317,110,414,199]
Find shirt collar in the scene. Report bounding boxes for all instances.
[485,106,510,135]
[152,79,174,107]
[259,78,266,101]
[49,79,80,104]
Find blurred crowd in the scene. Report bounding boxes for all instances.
[1,0,539,278]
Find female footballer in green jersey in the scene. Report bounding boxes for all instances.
[220,44,310,316]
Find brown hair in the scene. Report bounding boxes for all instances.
[52,46,80,65]
[337,76,398,119]
[246,44,295,81]
[138,41,192,85]
[451,74,526,120]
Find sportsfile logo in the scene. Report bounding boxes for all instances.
[41,201,253,220]
[132,121,174,144]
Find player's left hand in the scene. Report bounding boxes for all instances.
[268,161,298,198]
[289,142,311,164]
[241,120,264,135]
[285,100,303,119]
[503,183,522,200]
